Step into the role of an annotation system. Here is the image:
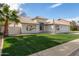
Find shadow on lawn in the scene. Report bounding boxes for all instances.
[2,35,61,56]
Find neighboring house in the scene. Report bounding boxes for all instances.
[0,16,70,35]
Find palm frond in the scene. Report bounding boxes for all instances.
[2,4,10,15]
[8,10,20,23]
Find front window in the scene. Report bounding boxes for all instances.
[26,25,36,31]
[55,25,60,30]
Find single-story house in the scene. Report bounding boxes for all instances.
[0,16,70,35]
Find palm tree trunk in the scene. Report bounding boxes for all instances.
[3,19,8,37]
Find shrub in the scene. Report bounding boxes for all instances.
[0,32,3,35]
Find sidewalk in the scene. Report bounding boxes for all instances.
[0,36,3,56]
[30,39,79,56]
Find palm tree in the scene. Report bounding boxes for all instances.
[0,4,20,37]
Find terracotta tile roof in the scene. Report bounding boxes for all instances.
[32,16,48,20]
[19,17,70,26]
[19,16,37,24]
[46,19,70,26]
[54,20,70,25]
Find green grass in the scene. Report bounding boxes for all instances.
[2,34,79,56]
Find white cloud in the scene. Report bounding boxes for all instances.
[7,3,22,10]
[50,3,62,8]
[65,17,79,22]
[7,3,24,15]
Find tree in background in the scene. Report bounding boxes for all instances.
[70,20,77,31]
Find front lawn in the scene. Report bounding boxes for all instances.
[2,34,79,56]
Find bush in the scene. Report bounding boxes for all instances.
[0,32,3,35]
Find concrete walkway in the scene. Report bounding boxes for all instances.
[0,36,3,56]
[30,39,79,56]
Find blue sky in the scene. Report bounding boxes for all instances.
[19,3,79,19]
[8,3,79,21]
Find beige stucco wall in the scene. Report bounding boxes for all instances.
[8,23,22,35]
[0,26,4,33]
[8,23,40,35]
[8,27,21,35]
[7,23,70,35]
[21,24,40,34]
[55,25,70,33]
[46,25,70,34]
[46,25,56,33]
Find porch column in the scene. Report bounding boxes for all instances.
[36,24,40,33]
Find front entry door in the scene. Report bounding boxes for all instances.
[39,23,44,31]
